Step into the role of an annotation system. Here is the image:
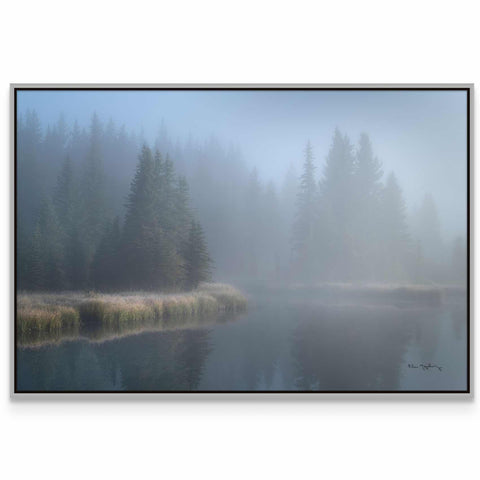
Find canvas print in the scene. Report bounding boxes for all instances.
[14,86,470,393]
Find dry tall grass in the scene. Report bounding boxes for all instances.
[17,283,247,337]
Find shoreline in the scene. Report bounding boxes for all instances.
[246,282,465,298]
[17,283,248,340]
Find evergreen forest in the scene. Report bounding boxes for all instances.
[17,111,466,292]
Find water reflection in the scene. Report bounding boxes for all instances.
[292,305,418,390]
[16,294,467,392]
[17,328,214,391]
[17,310,234,348]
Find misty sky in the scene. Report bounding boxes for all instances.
[17,89,468,237]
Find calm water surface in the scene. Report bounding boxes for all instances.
[17,290,467,392]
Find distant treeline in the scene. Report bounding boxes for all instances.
[17,111,466,291]
[291,130,466,283]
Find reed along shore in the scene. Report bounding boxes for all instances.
[17,283,247,338]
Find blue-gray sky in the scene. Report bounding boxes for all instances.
[17,89,467,237]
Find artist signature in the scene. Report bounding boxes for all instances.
[408,363,443,372]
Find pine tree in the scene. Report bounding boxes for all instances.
[318,129,356,281]
[183,221,212,290]
[27,225,45,291]
[80,113,107,274]
[124,145,158,236]
[65,224,89,290]
[281,162,298,228]
[92,217,122,291]
[142,222,182,290]
[69,120,88,164]
[53,156,77,232]
[29,198,65,290]
[17,110,43,235]
[174,175,193,247]
[122,146,184,290]
[351,133,384,280]
[122,145,159,289]
[41,114,69,184]
[292,141,317,281]
[52,156,81,289]
[157,153,176,235]
[412,193,444,264]
[353,133,383,204]
[379,172,411,281]
[320,129,356,210]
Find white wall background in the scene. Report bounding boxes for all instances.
[1,2,477,479]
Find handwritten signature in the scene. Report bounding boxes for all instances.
[408,363,443,372]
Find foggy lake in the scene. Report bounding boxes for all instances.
[17,288,467,392]
[15,88,469,393]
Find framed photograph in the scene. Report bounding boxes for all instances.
[13,85,471,394]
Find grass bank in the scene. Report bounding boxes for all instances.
[17,283,247,339]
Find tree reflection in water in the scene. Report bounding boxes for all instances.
[17,298,466,392]
[291,304,447,391]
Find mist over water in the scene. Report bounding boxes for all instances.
[16,89,468,392]
[17,289,467,392]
